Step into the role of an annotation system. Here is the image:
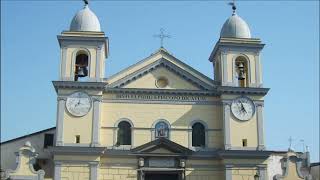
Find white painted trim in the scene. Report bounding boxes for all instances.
[223,103,231,150]
[55,98,65,146]
[91,97,102,147]
[256,105,265,150]
[54,162,61,180]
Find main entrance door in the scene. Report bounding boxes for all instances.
[145,173,179,180]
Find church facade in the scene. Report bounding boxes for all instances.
[1,2,315,180]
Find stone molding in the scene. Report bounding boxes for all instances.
[4,142,45,180]
[107,58,214,90]
[52,81,106,92]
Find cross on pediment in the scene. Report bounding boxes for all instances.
[153,28,171,48]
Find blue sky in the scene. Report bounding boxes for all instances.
[1,1,319,161]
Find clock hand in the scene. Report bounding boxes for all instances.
[240,102,247,113]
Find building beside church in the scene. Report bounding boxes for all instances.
[0,2,317,180]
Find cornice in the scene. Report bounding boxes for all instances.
[48,146,105,156]
[209,38,265,62]
[217,86,269,95]
[52,81,107,93]
[104,87,217,96]
[218,150,272,159]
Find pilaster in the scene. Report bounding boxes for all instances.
[95,45,103,82]
[60,47,67,81]
[221,52,228,86]
[256,104,265,150]
[254,53,262,87]
[54,162,62,180]
[225,165,233,180]
[223,101,231,150]
[89,162,99,180]
[257,165,267,180]
[56,97,66,146]
[91,96,102,147]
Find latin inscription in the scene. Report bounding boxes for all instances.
[149,158,175,167]
[115,94,206,101]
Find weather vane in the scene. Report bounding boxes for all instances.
[228,0,237,14]
[153,28,171,48]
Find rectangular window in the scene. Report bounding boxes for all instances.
[242,139,248,147]
[43,134,54,148]
[75,135,80,143]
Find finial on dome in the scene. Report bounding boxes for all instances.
[228,0,237,15]
[83,0,89,6]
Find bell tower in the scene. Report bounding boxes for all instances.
[209,3,264,88]
[57,3,108,82]
[209,2,268,151]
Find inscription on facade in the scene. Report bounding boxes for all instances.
[115,94,206,101]
[149,158,175,167]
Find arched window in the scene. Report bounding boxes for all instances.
[235,56,249,87]
[74,53,89,81]
[192,123,205,147]
[117,121,131,145]
[155,121,169,139]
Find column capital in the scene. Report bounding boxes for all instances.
[91,96,103,102]
[255,102,264,107]
[222,100,232,106]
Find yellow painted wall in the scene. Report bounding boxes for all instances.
[185,159,224,180]
[230,114,258,148]
[123,67,199,90]
[60,89,103,145]
[231,168,259,180]
[60,164,90,180]
[63,108,93,144]
[100,102,223,148]
[99,157,137,180]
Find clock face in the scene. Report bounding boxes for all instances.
[66,92,92,117]
[231,97,255,121]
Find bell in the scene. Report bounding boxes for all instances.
[238,70,245,80]
[238,62,244,69]
[76,66,88,77]
[237,63,245,80]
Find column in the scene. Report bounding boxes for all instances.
[225,165,233,180]
[55,97,66,146]
[256,104,265,150]
[54,162,62,180]
[223,102,231,150]
[91,96,102,147]
[89,162,99,180]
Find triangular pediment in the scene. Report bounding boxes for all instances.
[131,138,193,155]
[106,48,214,90]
